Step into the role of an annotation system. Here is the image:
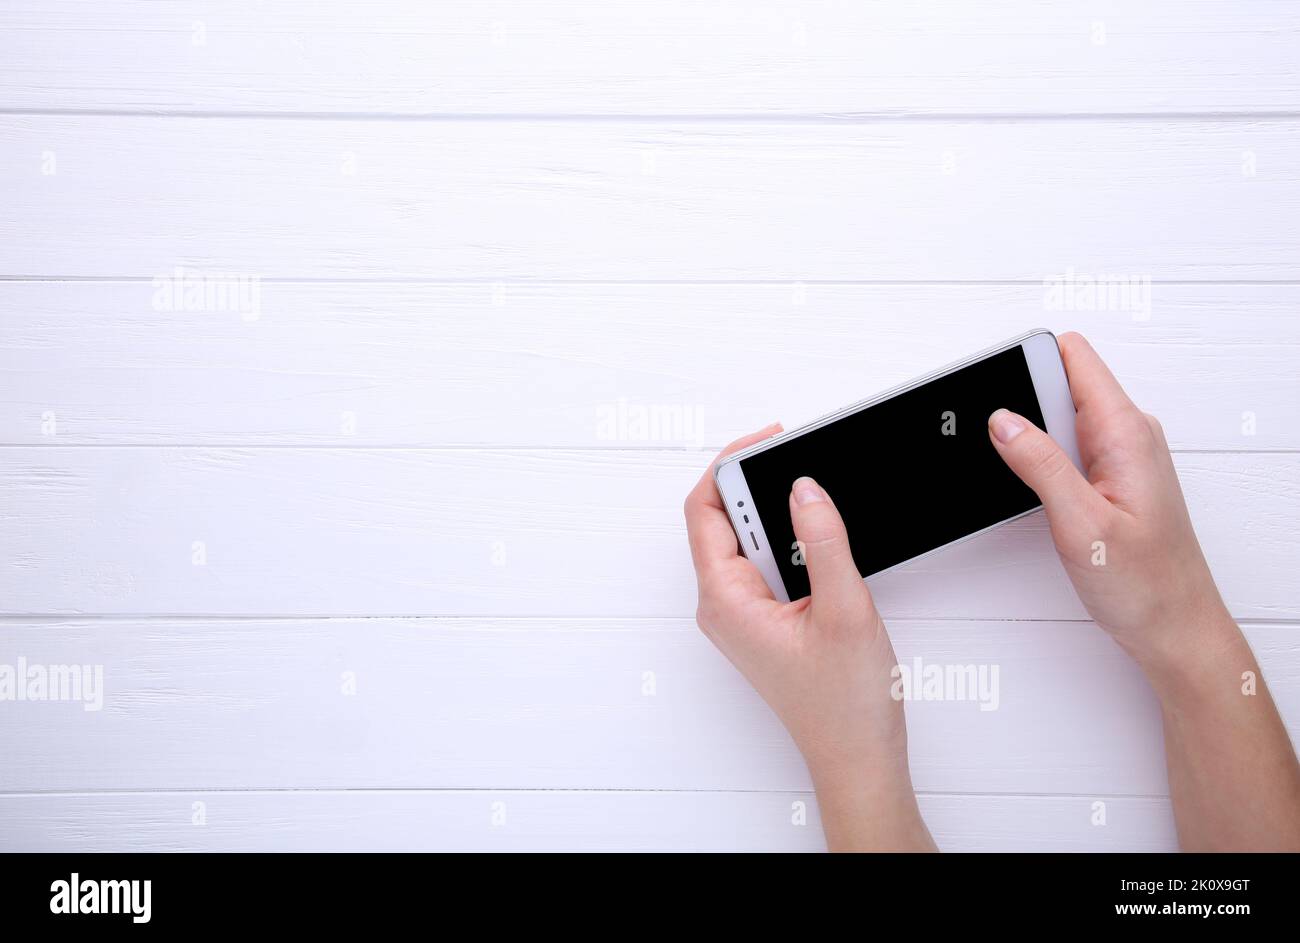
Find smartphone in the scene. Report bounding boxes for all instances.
[714,329,1082,602]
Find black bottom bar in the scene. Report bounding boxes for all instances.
[1,852,1293,931]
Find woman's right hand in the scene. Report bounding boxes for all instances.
[985,332,1235,678]
[990,332,1300,851]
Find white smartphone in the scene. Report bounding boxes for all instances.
[714,329,1082,602]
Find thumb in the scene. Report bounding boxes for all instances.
[987,408,1100,522]
[789,477,872,617]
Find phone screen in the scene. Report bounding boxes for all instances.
[738,344,1048,599]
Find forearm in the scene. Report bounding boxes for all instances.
[810,757,937,852]
[1139,607,1300,851]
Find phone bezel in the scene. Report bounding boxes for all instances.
[713,329,1082,602]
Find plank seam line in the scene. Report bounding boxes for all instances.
[2,109,1300,123]
[0,787,1172,801]
[5,277,1300,286]
[0,616,1293,628]
[0,445,1294,455]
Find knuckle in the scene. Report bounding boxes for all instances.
[1117,407,1152,438]
[813,591,873,631]
[1027,439,1071,482]
[813,599,856,628]
[800,527,844,550]
[694,599,717,632]
[798,516,848,553]
[1091,507,1120,544]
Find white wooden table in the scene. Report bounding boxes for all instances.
[1,1,1297,852]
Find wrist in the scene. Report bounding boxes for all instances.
[798,725,912,803]
[807,749,911,796]
[807,754,934,852]
[1128,599,1246,706]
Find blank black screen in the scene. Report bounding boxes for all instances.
[739,345,1046,599]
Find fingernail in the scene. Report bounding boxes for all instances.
[762,421,783,435]
[988,409,1025,444]
[792,476,826,505]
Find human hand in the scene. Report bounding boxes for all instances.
[684,425,934,851]
[987,332,1235,678]
[989,333,1300,850]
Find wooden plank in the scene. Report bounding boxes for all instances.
[0,619,1294,796]
[4,116,1298,280]
[2,1,1297,116]
[0,449,1293,620]
[0,789,1178,852]
[4,281,1297,450]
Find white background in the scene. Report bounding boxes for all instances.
[1,1,1298,851]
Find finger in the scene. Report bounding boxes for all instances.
[788,476,872,619]
[1057,332,1138,419]
[684,423,783,573]
[988,408,1108,522]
